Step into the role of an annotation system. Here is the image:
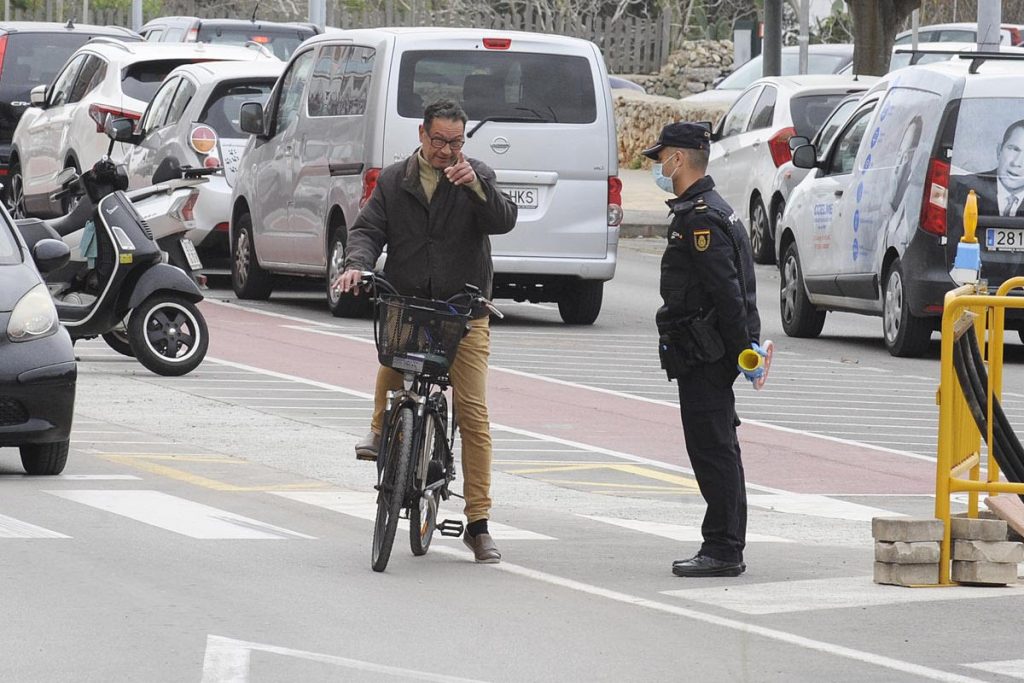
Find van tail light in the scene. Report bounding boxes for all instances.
[88,104,141,133]
[361,167,381,208]
[186,28,199,41]
[189,124,218,155]
[768,126,797,167]
[0,35,9,78]
[608,175,623,227]
[483,38,511,50]
[919,157,950,236]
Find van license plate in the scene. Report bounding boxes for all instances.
[986,228,1024,252]
[181,238,203,270]
[502,186,539,209]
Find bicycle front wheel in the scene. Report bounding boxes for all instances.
[372,406,414,572]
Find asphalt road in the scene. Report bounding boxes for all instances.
[3,240,1024,682]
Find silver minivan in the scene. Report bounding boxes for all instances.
[230,27,621,323]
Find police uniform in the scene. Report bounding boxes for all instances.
[643,122,761,577]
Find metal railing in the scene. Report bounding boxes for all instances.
[935,277,1024,584]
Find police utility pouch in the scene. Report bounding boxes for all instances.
[658,311,725,380]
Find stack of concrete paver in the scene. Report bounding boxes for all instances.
[872,517,942,586]
[950,516,1022,586]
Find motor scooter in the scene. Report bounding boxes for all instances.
[14,118,210,376]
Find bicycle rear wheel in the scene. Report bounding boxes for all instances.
[372,406,414,572]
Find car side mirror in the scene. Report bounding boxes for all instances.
[239,101,266,136]
[32,238,71,274]
[105,116,138,143]
[788,135,809,151]
[30,84,47,107]
[792,144,818,169]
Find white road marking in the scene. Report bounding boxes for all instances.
[272,491,554,540]
[48,491,315,540]
[581,515,793,543]
[0,513,69,539]
[965,660,1024,679]
[427,546,985,683]
[745,494,901,522]
[54,474,141,481]
[662,576,1020,616]
[201,635,483,683]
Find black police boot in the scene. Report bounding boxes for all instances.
[672,554,745,577]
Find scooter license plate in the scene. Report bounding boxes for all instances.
[181,238,203,271]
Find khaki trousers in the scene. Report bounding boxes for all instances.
[370,317,493,522]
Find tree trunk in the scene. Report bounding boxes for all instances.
[848,0,921,76]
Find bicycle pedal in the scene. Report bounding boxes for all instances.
[438,519,464,537]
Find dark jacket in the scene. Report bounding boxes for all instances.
[657,176,760,366]
[343,152,518,302]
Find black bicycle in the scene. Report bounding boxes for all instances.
[359,272,502,572]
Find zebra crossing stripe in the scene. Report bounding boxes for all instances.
[273,491,554,540]
[0,513,69,539]
[47,490,315,540]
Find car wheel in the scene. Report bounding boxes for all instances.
[128,293,209,376]
[326,227,370,318]
[20,440,69,475]
[779,242,825,338]
[882,258,932,357]
[231,212,273,300]
[750,197,774,265]
[558,280,603,325]
[8,158,26,218]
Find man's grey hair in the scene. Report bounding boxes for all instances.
[424,98,468,130]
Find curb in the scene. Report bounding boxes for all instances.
[620,208,669,239]
[620,223,668,239]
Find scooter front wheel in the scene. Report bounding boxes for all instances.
[128,293,209,376]
[102,321,134,357]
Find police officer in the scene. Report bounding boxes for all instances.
[643,122,762,578]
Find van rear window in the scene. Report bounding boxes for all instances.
[949,99,1024,224]
[196,25,314,60]
[397,50,597,124]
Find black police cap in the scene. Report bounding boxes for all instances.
[642,121,713,159]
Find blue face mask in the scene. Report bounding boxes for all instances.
[652,158,677,194]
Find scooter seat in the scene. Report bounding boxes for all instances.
[15,218,60,252]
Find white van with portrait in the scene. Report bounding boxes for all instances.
[778,56,1024,356]
[230,27,621,324]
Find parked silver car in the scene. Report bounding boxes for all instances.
[119,60,284,262]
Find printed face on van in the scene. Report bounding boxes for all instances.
[996,125,1024,194]
[419,118,466,170]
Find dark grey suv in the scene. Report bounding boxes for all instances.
[0,21,140,196]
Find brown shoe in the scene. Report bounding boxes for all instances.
[463,532,501,564]
[354,431,380,461]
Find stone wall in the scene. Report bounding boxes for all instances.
[614,40,736,167]
[630,40,734,99]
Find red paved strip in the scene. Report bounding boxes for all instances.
[202,302,937,495]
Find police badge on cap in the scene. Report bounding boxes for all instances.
[642,122,713,159]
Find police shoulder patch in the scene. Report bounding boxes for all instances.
[693,228,711,252]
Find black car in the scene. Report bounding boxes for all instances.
[0,215,75,475]
[0,21,141,194]
[139,16,318,60]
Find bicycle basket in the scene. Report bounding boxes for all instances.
[374,295,471,376]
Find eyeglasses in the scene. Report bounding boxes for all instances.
[429,136,465,151]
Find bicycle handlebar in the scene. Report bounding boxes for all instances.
[358,271,503,318]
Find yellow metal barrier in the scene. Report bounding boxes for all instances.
[935,276,1024,585]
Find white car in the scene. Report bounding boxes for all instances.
[895,22,1021,47]
[707,74,875,264]
[10,40,271,219]
[120,60,285,263]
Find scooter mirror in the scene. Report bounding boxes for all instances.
[32,238,71,274]
[105,117,137,143]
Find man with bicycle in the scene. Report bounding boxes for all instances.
[333,99,517,564]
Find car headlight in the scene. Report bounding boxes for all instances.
[7,283,59,342]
